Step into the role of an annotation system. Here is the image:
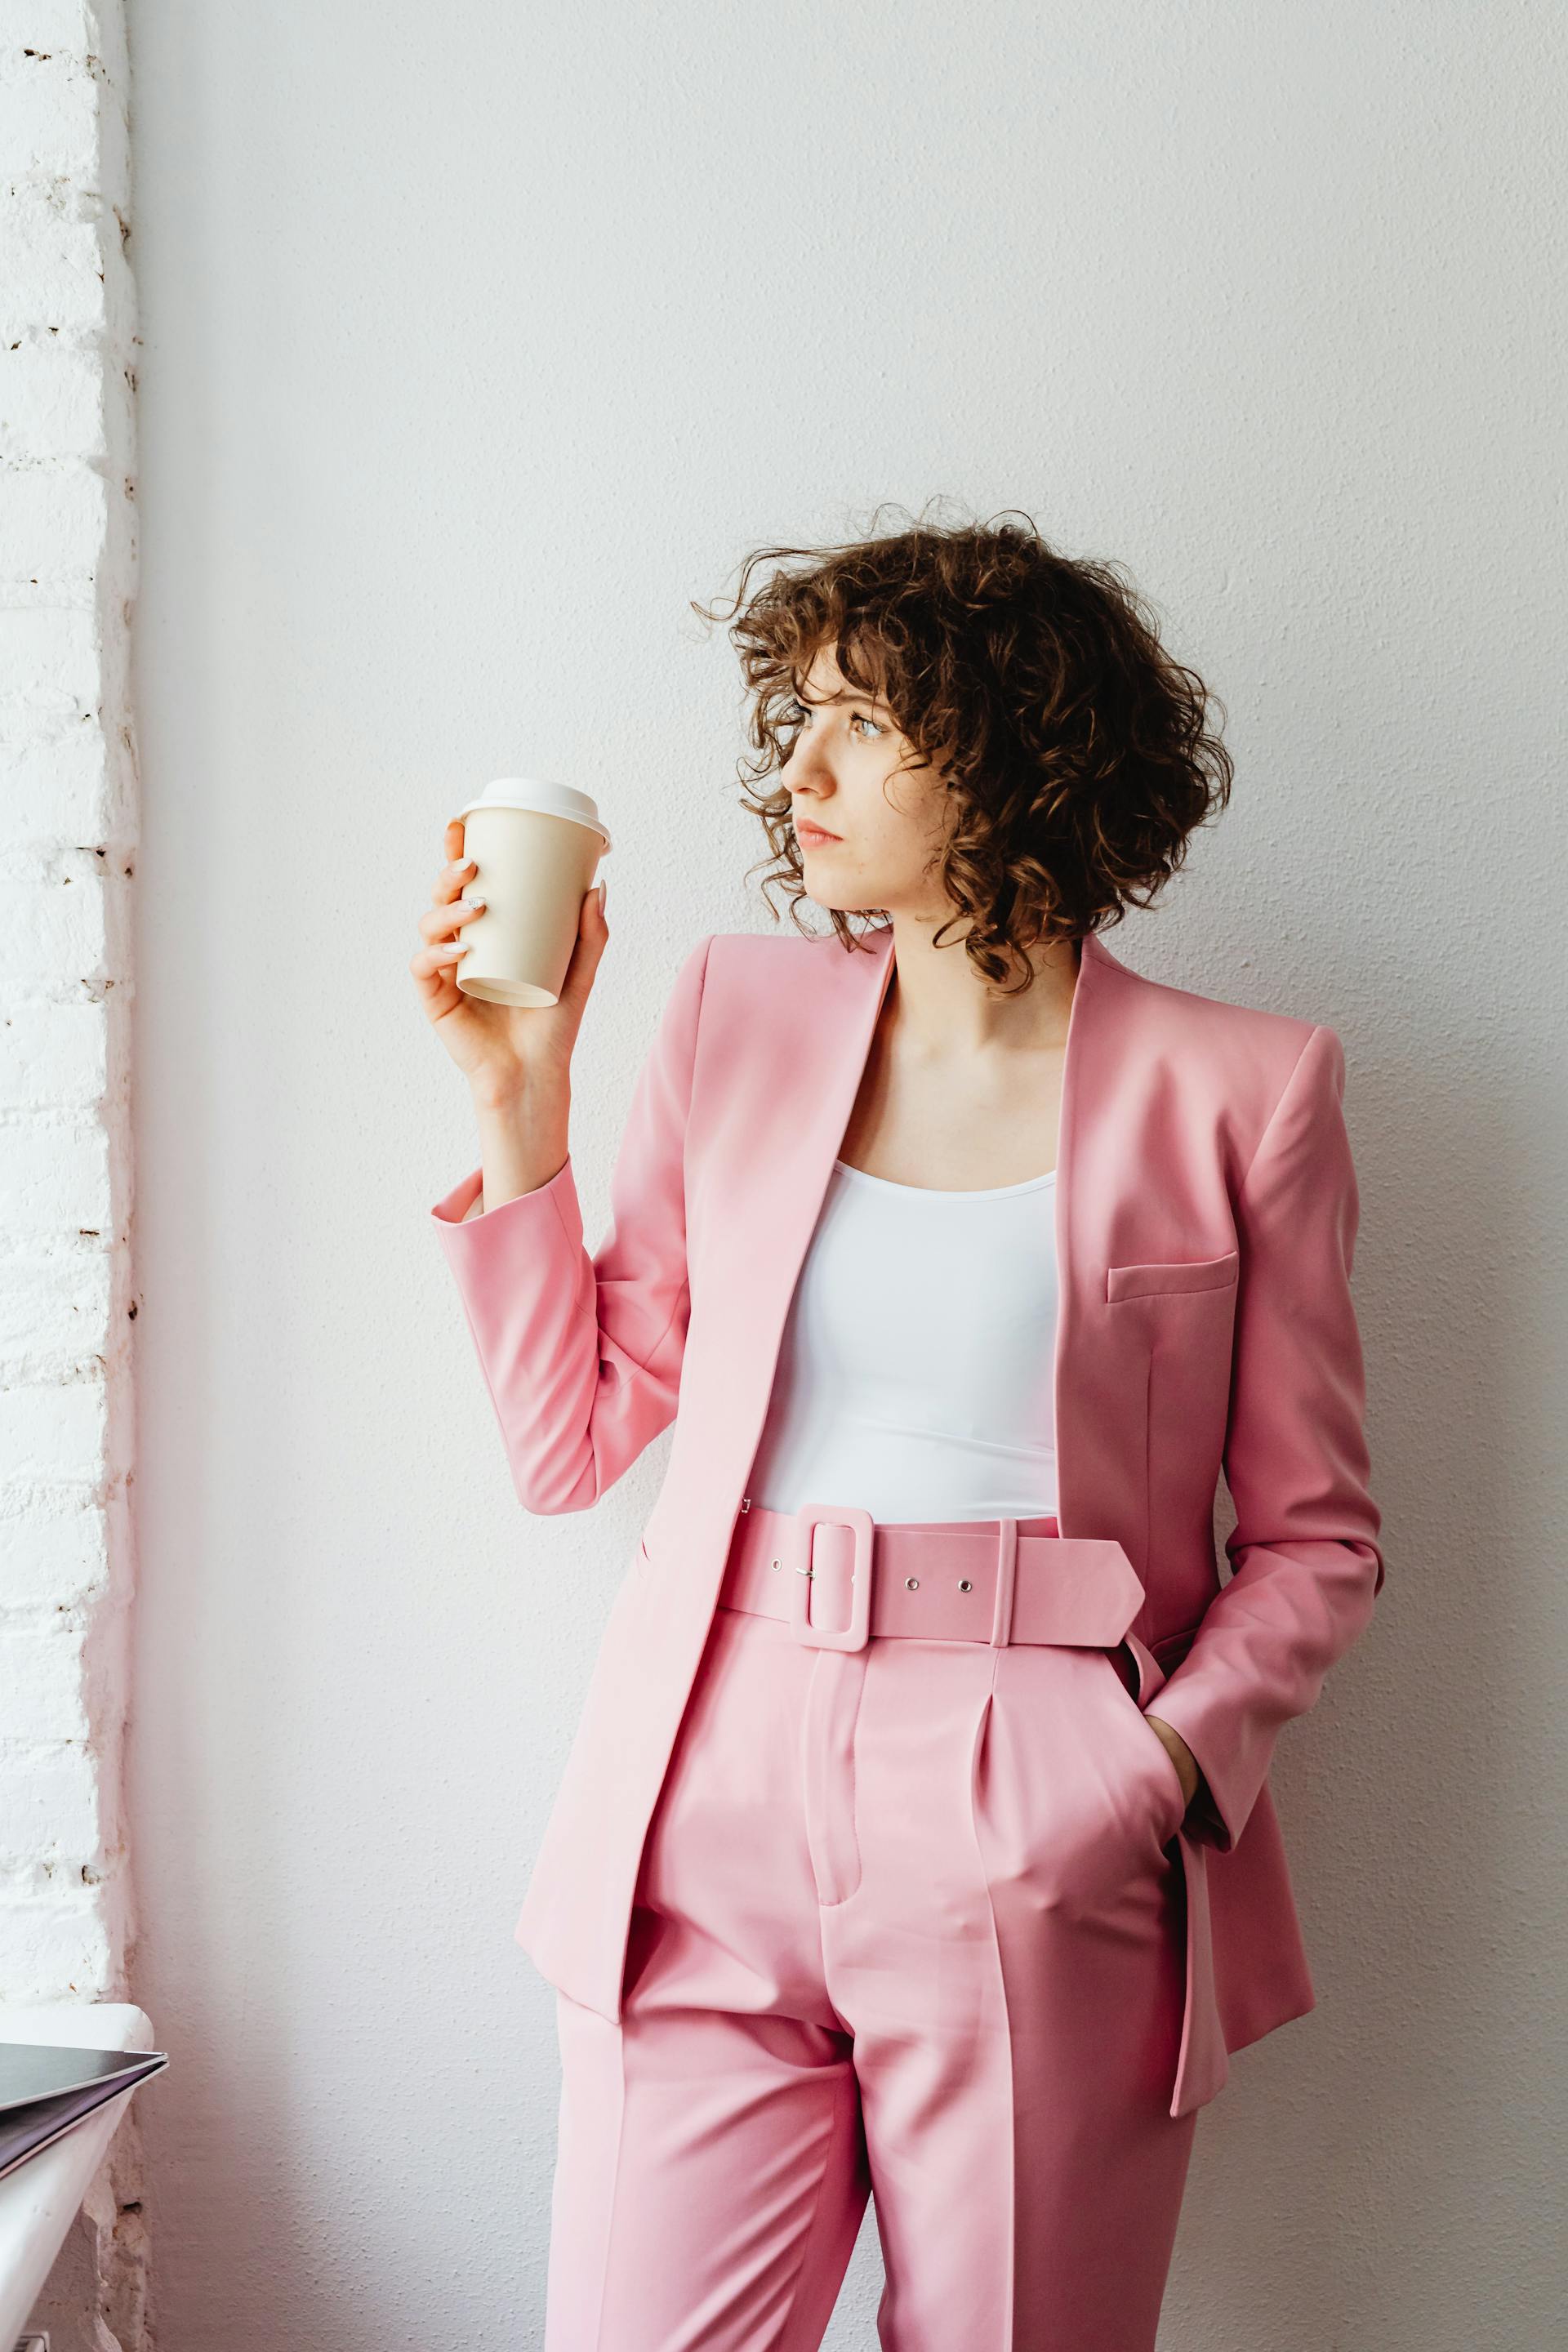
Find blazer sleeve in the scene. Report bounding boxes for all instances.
[428,931,715,1515]
[1144,1022,1386,1851]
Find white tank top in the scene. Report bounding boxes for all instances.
[745,1157,1059,1522]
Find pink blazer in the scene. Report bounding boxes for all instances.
[430,921,1385,2117]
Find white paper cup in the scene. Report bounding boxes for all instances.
[450,778,612,1009]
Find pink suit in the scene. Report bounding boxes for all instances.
[430,921,1385,2345]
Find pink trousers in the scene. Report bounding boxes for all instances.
[542,1529,1198,2350]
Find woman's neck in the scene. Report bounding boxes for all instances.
[881,911,1080,1059]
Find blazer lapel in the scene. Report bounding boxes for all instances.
[694,923,896,1520]
[1049,925,1152,1550]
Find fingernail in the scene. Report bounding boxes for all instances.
[460,895,486,912]
[596,880,608,911]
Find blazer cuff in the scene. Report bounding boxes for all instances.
[1136,1671,1272,1854]
[429,1154,579,1236]
[428,1156,589,1318]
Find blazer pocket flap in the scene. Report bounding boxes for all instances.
[1106,1250,1239,1303]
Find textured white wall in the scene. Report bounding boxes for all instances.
[123,4,1565,2347]
[0,5,149,2345]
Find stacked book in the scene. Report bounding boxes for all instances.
[0,2044,167,2181]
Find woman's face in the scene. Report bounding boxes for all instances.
[779,646,952,915]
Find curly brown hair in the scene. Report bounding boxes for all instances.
[692,500,1233,996]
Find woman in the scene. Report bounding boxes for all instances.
[412,513,1384,2351]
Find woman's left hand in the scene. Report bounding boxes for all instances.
[1143,1714,1201,1812]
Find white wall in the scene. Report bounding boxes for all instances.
[123,5,1566,2346]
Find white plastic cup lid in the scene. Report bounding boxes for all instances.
[454,776,612,852]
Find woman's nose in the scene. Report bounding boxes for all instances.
[788,771,835,814]
[784,737,833,789]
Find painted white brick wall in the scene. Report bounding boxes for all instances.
[2,6,146,2345]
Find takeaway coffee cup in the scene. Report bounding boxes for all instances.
[450,777,612,1009]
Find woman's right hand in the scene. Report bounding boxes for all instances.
[411,817,609,1106]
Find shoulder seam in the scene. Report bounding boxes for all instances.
[686,931,717,1066]
[1234,1022,1325,1208]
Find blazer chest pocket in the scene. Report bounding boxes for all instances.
[1106,1249,1239,1303]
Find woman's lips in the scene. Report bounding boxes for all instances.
[796,820,842,845]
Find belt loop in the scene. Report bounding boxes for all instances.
[989,1517,1018,1646]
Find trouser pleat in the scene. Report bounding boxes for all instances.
[543,1602,1197,2350]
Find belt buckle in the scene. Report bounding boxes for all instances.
[787,1503,875,1651]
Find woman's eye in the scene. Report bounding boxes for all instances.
[782,701,882,739]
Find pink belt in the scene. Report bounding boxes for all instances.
[719,1497,1149,1656]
